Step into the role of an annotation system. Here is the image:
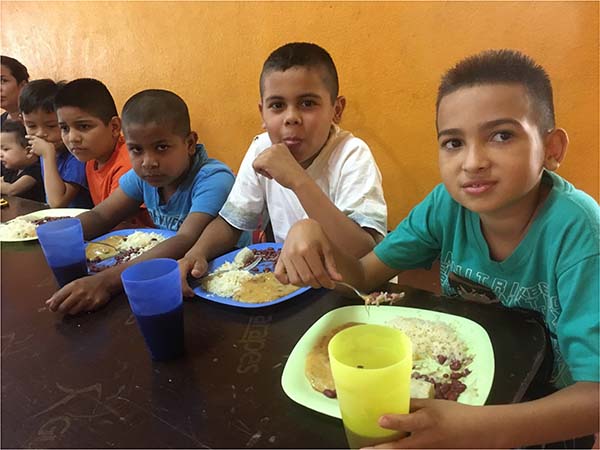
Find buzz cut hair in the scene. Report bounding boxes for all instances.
[1,120,29,149]
[1,55,29,84]
[55,78,118,125]
[19,79,65,115]
[121,89,191,138]
[259,42,339,103]
[436,49,555,133]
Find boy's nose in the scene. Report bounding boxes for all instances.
[284,108,301,125]
[462,145,490,172]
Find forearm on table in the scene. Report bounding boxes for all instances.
[293,178,376,257]
[79,210,118,240]
[185,216,242,261]
[486,382,599,448]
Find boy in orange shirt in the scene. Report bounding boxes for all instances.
[55,78,152,226]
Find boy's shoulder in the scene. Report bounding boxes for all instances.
[543,171,599,227]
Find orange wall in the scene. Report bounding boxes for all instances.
[2,1,598,226]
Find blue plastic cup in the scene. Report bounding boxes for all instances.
[36,218,88,287]
[121,258,185,361]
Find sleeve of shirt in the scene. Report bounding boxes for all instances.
[373,185,445,270]
[190,164,235,216]
[60,155,88,188]
[219,136,268,231]
[556,236,600,383]
[118,169,145,202]
[109,162,132,197]
[330,138,387,236]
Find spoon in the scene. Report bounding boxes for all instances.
[335,281,371,304]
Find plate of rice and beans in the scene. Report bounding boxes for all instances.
[281,305,494,418]
[0,208,90,242]
[193,243,311,308]
[86,228,176,273]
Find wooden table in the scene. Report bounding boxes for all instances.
[1,196,548,448]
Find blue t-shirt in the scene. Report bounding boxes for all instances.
[40,149,93,208]
[374,171,599,389]
[119,144,235,231]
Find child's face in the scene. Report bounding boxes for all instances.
[0,132,31,169]
[57,106,121,163]
[436,84,549,219]
[123,122,197,191]
[259,66,344,168]
[0,65,25,113]
[22,109,64,150]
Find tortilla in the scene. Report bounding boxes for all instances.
[233,272,300,303]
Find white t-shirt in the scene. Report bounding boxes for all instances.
[219,126,388,243]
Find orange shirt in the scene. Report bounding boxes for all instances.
[86,136,154,228]
[86,136,131,205]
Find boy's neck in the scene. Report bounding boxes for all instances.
[95,136,122,169]
[479,181,550,261]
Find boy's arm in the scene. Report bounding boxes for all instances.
[275,218,397,290]
[46,210,216,315]
[179,215,243,297]
[28,136,81,207]
[253,143,383,257]
[373,382,599,449]
[77,187,142,239]
[0,175,36,196]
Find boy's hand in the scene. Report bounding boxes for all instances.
[252,143,310,189]
[45,273,114,315]
[275,218,341,289]
[178,254,208,298]
[369,399,494,449]
[26,135,56,158]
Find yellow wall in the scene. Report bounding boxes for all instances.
[2,1,598,226]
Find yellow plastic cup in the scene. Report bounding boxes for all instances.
[328,324,412,449]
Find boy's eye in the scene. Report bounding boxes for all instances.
[268,102,284,110]
[78,124,92,130]
[491,131,513,142]
[156,144,169,152]
[441,139,463,150]
[59,125,69,133]
[127,146,143,154]
[300,99,316,108]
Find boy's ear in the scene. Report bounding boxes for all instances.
[186,131,198,155]
[109,116,122,138]
[258,102,266,129]
[543,128,568,171]
[332,96,346,124]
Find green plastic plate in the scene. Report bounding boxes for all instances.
[281,305,495,418]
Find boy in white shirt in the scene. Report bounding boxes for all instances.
[179,42,387,296]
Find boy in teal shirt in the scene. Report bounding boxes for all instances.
[275,50,599,448]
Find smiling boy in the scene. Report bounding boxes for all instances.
[179,42,388,296]
[275,50,599,448]
[46,89,235,315]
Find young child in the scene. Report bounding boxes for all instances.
[46,89,236,315]
[275,50,599,448]
[179,42,388,296]
[19,79,92,208]
[0,120,44,202]
[1,55,29,126]
[55,78,153,226]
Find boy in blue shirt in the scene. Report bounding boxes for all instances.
[275,50,599,448]
[46,89,235,315]
[19,79,92,208]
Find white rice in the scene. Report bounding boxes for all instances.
[201,270,253,297]
[0,218,37,240]
[117,231,167,260]
[386,316,472,382]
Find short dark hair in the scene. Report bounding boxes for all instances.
[1,120,28,148]
[19,79,65,115]
[1,56,29,84]
[121,89,191,138]
[436,49,555,132]
[259,42,339,103]
[55,78,118,125]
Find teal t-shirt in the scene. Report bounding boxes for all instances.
[374,171,599,388]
